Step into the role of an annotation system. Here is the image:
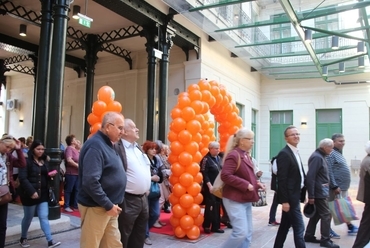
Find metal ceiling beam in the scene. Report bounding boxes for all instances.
[261,62,315,69]
[279,0,324,78]
[321,53,366,66]
[189,0,254,12]
[268,64,363,75]
[359,2,370,62]
[0,0,41,26]
[300,26,368,42]
[215,16,291,32]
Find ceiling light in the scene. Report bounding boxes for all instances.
[358,56,365,68]
[304,29,312,43]
[357,41,365,54]
[322,66,328,76]
[339,62,345,73]
[332,36,339,50]
[19,24,27,37]
[72,5,80,19]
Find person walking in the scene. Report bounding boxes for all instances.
[63,134,79,212]
[273,125,307,248]
[326,133,358,238]
[304,138,339,248]
[77,112,127,248]
[18,140,61,248]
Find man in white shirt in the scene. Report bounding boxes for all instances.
[114,119,151,248]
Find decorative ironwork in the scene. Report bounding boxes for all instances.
[0,0,42,25]
[3,55,31,65]
[66,40,83,51]
[98,25,142,43]
[6,64,34,75]
[101,43,132,69]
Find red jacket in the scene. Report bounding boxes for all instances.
[221,148,259,203]
[7,149,26,188]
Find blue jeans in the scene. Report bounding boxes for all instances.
[21,202,53,242]
[221,198,252,248]
[64,174,79,208]
[146,197,160,238]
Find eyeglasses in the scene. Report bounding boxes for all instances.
[287,133,300,137]
[242,137,254,141]
[108,122,124,131]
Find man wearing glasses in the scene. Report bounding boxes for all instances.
[273,125,307,248]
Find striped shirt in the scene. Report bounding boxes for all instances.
[326,148,351,191]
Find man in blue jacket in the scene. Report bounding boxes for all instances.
[304,138,339,248]
[78,112,127,248]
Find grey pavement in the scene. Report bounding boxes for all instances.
[5,175,369,248]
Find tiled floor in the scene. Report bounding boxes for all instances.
[6,176,369,248]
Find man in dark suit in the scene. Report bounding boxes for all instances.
[273,125,307,248]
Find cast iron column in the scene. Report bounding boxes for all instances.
[82,34,101,141]
[33,0,53,141]
[141,27,157,140]
[45,0,69,220]
[158,26,175,143]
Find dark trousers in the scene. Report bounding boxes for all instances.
[0,203,8,248]
[304,198,331,241]
[353,203,370,248]
[269,191,279,223]
[220,200,230,224]
[202,192,221,231]
[273,200,306,248]
[119,194,148,248]
[64,174,79,209]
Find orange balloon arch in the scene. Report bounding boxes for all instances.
[86,86,123,137]
[168,79,243,239]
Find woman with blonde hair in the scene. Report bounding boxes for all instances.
[0,135,26,247]
[220,128,265,248]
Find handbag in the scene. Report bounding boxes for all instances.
[211,152,241,198]
[148,182,160,199]
[0,185,12,205]
[328,195,358,225]
[48,187,58,206]
[252,189,267,207]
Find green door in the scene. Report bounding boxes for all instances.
[270,111,293,159]
[316,109,342,145]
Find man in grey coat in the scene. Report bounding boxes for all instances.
[304,138,339,248]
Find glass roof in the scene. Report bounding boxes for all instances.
[163,0,370,80]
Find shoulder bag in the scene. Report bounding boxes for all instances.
[211,152,241,198]
[0,165,12,205]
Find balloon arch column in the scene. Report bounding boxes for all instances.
[167,79,243,239]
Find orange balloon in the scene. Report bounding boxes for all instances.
[170,215,180,227]
[171,108,182,119]
[200,147,209,156]
[186,120,201,135]
[92,100,107,116]
[178,152,193,166]
[187,84,200,92]
[169,193,180,206]
[178,96,191,109]
[188,90,202,101]
[179,173,194,188]
[174,226,186,238]
[190,100,203,115]
[202,135,210,145]
[181,107,196,122]
[168,153,178,164]
[90,122,101,134]
[201,102,209,114]
[184,141,199,155]
[87,113,100,126]
[185,162,200,177]
[180,215,194,230]
[219,86,227,96]
[228,125,239,135]
[186,225,200,240]
[193,213,204,226]
[169,175,179,187]
[100,111,110,123]
[178,130,193,145]
[172,203,187,218]
[171,118,187,133]
[201,90,212,103]
[208,96,216,108]
[193,172,203,184]
[209,80,219,87]
[170,141,184,156]
[107,101,122,112]
[194,114,205,124]
[192,151,203,163]
[198,79,211,91]
[171,162,186,177]
[193,192,204,205]
[210,85,221,97]
[172,183,187,197]
[167,131,178,143]
[178,92,189,98]
[187,182,201,196]
[179,194,194,209]
[191,133,202,143]
[202,121,210,130]
[187,204,201,218]
[97,86,115,104]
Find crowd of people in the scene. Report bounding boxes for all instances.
[1,115,369,248]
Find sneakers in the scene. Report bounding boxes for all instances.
[144,237,152,245]
[158,220,167,226]
[48,240,61,248]
[330,229,341,239]
[348,225,358,236]
[268,221,280,226]
[153,221,162,228]
[304,236,321,243]
[19,238,30,248]
[64,207,73,213]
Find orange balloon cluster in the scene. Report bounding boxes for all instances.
[86,86,123,137]
[167,79,242,239]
